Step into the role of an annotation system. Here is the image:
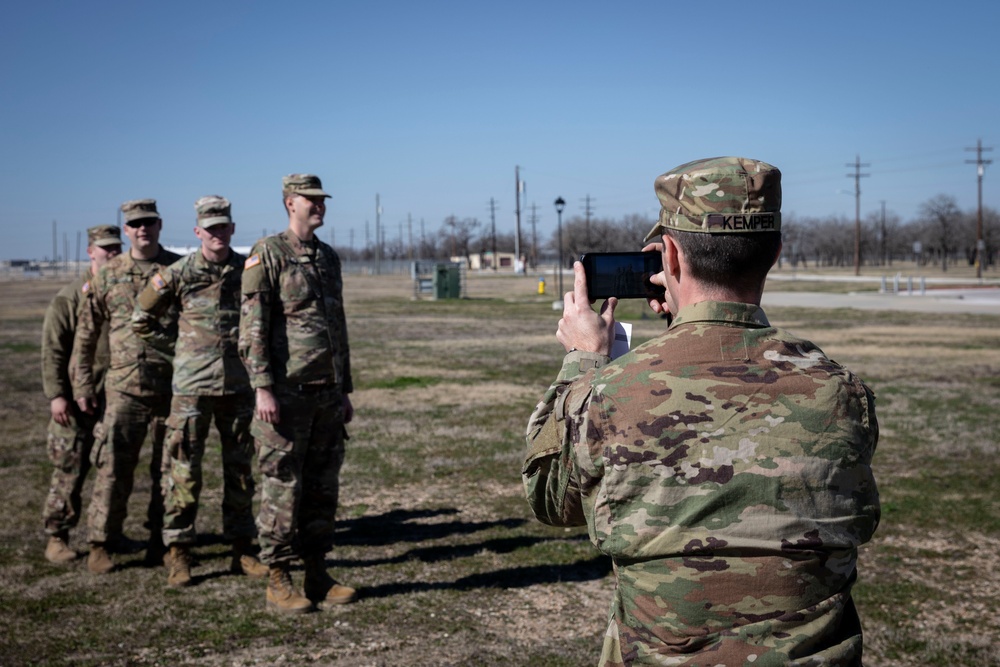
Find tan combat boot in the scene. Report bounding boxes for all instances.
[166,545,193,588]
[45,533,79,564]
[87,543,114,574]
[266,565,313,614]
[231,538,268,578]
[303,556,357,608]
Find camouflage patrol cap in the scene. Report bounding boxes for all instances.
[282,173,330,198]
[642,157,781,242]
[194,195,233,228]
[120,198,161,223]
[87,224,122,248]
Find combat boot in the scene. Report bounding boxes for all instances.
[45,533,79,564]
[303,556,356,608]
[266,564,313,614]
[166,545,193,588]
[87,543,114,574]
[231,538,268,578]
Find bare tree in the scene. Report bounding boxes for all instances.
[865,208,902,266]
[984,206,999,270]
[807,216,854,267]
[917,195,962,272]
[546,214,663,267]
[780,214,809,268]
[440,216,480,266]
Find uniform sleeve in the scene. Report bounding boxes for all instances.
[40,293,76,400]
[522,350,610,527]
[239,245,274,388]
[333,253,353,394]
[132,268,176,346]
[71,275,107,400]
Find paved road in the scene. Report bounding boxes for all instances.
[762,288,1000,315]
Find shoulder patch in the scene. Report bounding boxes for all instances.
[245,254,261,270]
[81,280,90,294]
[151,274,167,291]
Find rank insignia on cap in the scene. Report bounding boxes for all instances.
[245,254,261,269]
[151,274,166,291]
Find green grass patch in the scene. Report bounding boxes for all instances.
[0,342,38,353]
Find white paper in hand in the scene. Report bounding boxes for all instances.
[611,322,632,360]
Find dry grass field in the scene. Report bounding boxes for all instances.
[1,269,998,666]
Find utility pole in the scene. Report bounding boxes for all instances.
[582,195,595,249]
[529,203,538,269]
[407,213,413,260]
[966,139,993,279]
[846,155,870,276]
[375,194,382,275]
[489,197,498,271]
[514,166,524,273]
[52,219,57,265]
[879,200,887,267]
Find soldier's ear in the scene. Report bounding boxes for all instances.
[663,235,682,281]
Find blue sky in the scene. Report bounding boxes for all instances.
[1,1,997,260]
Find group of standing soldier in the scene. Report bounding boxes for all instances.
[38,158,882,664]
[40,173,355,613]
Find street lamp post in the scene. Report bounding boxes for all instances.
[554,197,566,309]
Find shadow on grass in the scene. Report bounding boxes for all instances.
[336,507,523,546]
[326,507,612,599]
[354,555,612,600]
[115,508,614,594]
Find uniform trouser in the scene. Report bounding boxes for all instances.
[251,386,346,566]
[87,389,168,545]
[43,400,102,536]
[161,393,257,546]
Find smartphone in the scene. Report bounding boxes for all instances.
[580,251,665,300]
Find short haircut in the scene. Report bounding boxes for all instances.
[667,230,782,289]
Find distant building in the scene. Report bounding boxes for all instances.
[462,251,523,271]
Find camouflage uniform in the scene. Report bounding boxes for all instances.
[73,245,181,545]
[40,268,109,536]
[133,244,256,547]
[524,157,880,666]
[239,229,352,565]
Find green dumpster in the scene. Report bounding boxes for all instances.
[432,263,461,299]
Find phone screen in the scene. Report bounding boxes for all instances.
[580,251,665,300]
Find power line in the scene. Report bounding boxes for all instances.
[846,155,870,276]
[581,194,595,247]
[965,138,993,279]
[488,197,498,271]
